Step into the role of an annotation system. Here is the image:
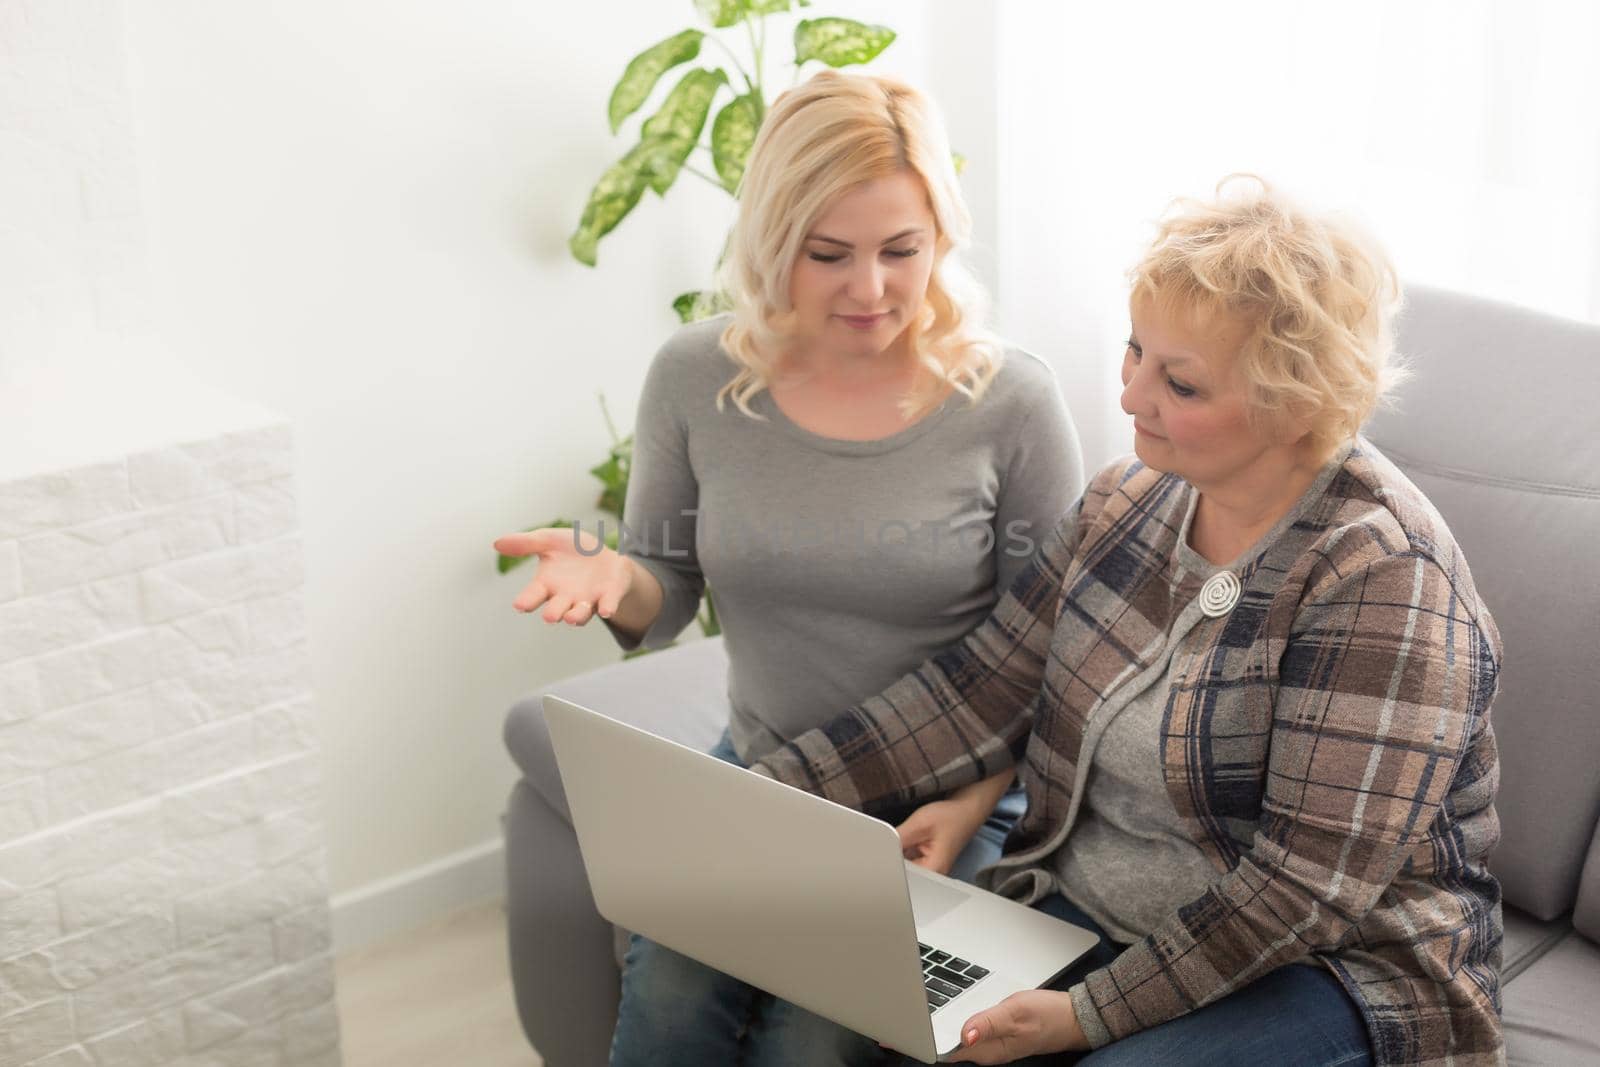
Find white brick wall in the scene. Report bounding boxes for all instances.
[0,425,342,1067]
[0,542,22,604]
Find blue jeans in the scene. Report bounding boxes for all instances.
[609,729,1024,1067]
[950,894,1373,1067]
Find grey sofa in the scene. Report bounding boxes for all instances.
[502,284,1600,1065]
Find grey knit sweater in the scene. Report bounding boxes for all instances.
[612,315,1084,761]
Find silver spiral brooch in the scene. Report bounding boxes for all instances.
[1198,571,1241,618]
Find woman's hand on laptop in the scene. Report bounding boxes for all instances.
[946,989,1089,1063]
[896,800,975,874]
[896,770,1014,874]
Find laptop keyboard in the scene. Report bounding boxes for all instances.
[918,942,991,1013]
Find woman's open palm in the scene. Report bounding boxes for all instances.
[494,527,633,627]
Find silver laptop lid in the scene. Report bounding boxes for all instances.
[543,695,938,1062]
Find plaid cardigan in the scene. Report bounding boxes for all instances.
[753,442,1504,1066]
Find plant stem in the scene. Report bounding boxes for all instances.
[745,16,764,99]
[681,162,725,189]
[709,33,756,97]
[597,392,620,445]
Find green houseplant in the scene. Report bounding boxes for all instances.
[500,1,901,643]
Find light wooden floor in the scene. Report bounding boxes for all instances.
[335,900,544,1067]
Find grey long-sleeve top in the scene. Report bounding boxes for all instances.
[612,315,1084,762]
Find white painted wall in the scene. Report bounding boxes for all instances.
[118,0,948,930]
[989,0,1600,473]
[0,0,150,367]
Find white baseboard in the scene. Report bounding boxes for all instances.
[330,836,505,955]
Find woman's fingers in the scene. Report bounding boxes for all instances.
[518,585,600,627]
[895,810,932,844]
[951,997,1038,1064]
[962,1011,991,1047]
[924,845,956,876]
[896,831,934,857]
[593,559,634,621]
[494,527,569,558]
[502,527,624,623]
[896,816,936,865]
[513,581,550,614]
[540,594,575,624]
[946,1011,1004,1064]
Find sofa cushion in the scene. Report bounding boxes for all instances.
[1367,285,1600,920]
[503,636,731,819]
[1502,930,1600,1065]
[1501,904,1572,985]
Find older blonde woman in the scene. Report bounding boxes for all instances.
[496,71,1083,1065]
[754,177,1504,1067]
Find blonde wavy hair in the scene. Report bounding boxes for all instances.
[715,70,1000,419]
[1129,175,1406,458]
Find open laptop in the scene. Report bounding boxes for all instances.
[543,695,1100,1063]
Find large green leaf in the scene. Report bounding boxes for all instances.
[608,29,703,134]
[639,67,729,195]
[710,92,762,192]
[590,457,626,515]
[745,0,792,13]
[672,289,735,323]
[694,0,744,26]
[588,436,632,517]
[793,18,895,67]
[569,140,660,265]
[698,587,720,637]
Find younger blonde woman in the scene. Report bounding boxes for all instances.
[497,70,1084,1065]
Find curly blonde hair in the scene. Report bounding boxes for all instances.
[1129,175,1406,457]
[715,70,999,420]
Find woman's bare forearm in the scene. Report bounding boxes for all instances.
[950,767,1015,821]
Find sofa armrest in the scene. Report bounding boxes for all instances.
[503,637,731,819]
[1575,820,1600,943]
